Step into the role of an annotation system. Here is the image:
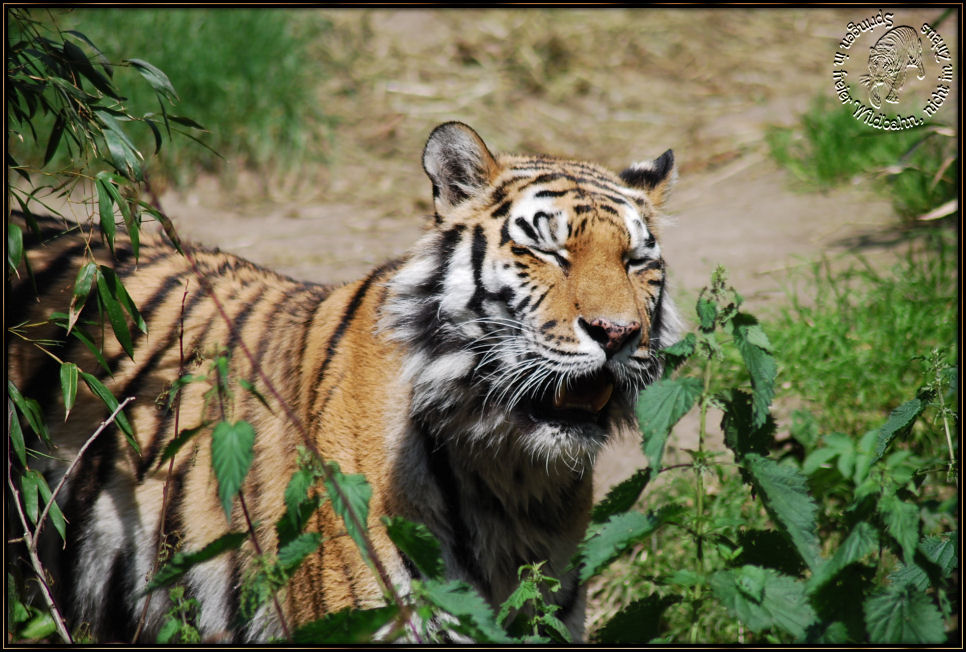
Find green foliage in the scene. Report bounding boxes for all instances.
[497,562,571,643]
[36,8,334,181]
[766,97,957,222]
[156,586,201,644]
[211,420,257,520]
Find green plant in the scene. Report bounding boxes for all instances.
[766,98,957,222]
[770,230,957,436]
[26,8,334,183]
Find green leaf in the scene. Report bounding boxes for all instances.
[95,176,116,254]
[125,58,179,103]
[291,605,398,644]
[871,399,924,465]
[42,113,65,166]
[283,467,317,529]
[719,389,775,460]
[59,362,78,420]
[710,566,816,639]
[731,314,776,427]
[591,468,649,523]
[62,39,122,100]
[322,462,373,567]
[35,473,66,542]
[9,402,27,467]
[238,378,272,413]
[879,492,919,565]
[211,420,256,520]
[159,422,209,464]
[8,381,49,446]
[96,267,133,358]
[79,371,138,453]
[102,122,144,181]
[156,617,180,644]
[593,594,679,643]
[143,531,247,592]
[67,261,98,334]
[918,535,957,578]
[734,529,807,576]
[743,454,822,571]
[18,611,57,641]
[576,509,673,582]
[863,581,945,643]
[418,579,511,643]
[637,377,702,481]
[7,222,23,274]
[277,532,322,573]
[21,470,41,525]
[98,266,146,333]
[807,521,878,592]
[696,296,717,330]
[383,516,445,580]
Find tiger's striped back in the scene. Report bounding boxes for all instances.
[8,122,680,642]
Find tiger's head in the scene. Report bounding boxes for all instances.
[386,123,681,471]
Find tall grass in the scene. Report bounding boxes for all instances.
[22,8,333,183]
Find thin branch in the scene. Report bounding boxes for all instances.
[7,448,73,644]
[238,493,293,641]
[30,396,135,550]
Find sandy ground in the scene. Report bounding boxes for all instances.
[110,8,956,498]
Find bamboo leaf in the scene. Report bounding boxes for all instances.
[7,222,23,276]
[125,58,179,103]
[9,401,27,467]
[78,371,138,453]
[59,362,78,420]
[96,267,134,358]
[67,261,98,334]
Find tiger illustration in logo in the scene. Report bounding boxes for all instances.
[861,25,926,108]
[8,123,680,642]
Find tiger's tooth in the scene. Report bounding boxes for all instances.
[591,382,614,413]
[554,378,567,409]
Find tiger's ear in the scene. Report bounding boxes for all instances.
[423,122,502,211]
[619,149,677,208]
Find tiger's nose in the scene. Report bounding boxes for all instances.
[578,317,642,358]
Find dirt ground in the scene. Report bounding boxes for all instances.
[147,7,954,500]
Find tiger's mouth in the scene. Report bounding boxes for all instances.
[525,368,615,426]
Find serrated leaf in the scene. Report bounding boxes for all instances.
[743,454,822,571]
[807,521,878,592]
[143,531,247,592]
[696,296,717,330]
[918,535,957,578]
[591,468,649,523]
[211,420,256,520]
[383,516,445,580]
[637,377,702,481]
[156,617,180,644]
[734,529,807,576]
[710,566,816,639]
[418,579,511,643]
[871,399,924,465]
[879,492,919,565]
[79,371,137,451]
[126,58,179,103]
[577,510,667,582]
[660,332,695,377]
[277,532,322,573]
[863,581,945,643]
[8,222,23,274]
[322,462,373,567]
[593,594,679,643]
[283,467,317,529]
[292,605,399,644]
[731,313,776,427]
[719,389,775,461]
[59,362,78,420]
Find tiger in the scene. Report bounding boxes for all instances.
[7,122,680,643]
[860,25,926,109]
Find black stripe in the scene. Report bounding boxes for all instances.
[100,550,136,641]
[311,263,392,412]
[534,189,569,198]
[650,274,667,350]
[531,289,549,311]
[7,241,87,327]
[514,217,539,243]
[491,199,512,219]
[418,421,487,593]
[467,225,488,316]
